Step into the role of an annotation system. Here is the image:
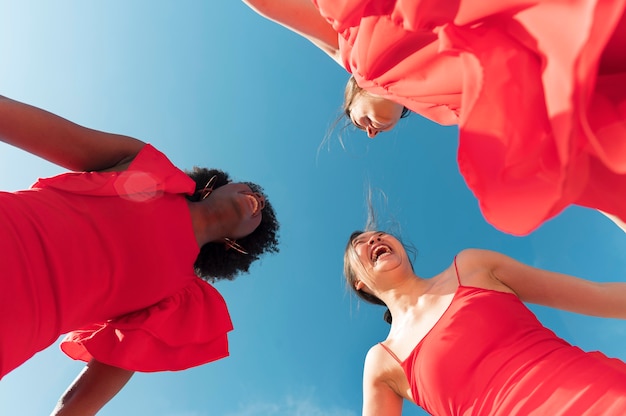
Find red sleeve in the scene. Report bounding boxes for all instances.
[32,144,196,198]
[60,279,233,372]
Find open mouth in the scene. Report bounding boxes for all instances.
[371,244,392,263]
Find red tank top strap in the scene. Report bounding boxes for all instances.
[453,255,462,286]
[378,342,402,365]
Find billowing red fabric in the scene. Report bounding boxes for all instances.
[0,144,233,377]
[314,0,626,235]
[380,258,626,415]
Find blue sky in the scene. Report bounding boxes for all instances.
[1,2,626,415]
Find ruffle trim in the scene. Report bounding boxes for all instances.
[60,279,233,372]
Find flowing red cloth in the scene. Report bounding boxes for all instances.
[0,145,232,377]
[315,0,626,235]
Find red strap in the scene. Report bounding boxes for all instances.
[378,342,402,365]
[453,255,462,286]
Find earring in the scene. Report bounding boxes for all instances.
[224,238,248,255]
[201,175,218,200]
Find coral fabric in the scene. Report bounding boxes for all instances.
[382,259,626,415]
[0,144,233,377]
[314,0,626,235]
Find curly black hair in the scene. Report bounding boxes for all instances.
[185,167,280,282]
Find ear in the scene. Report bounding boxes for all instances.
[355,280,365,291]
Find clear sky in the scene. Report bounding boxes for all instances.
[1,2,626,416]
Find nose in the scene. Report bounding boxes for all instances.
[368,234,382,245]
[366,126,379,138]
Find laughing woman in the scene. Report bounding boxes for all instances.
[243,0,626,237]
[0,95,279,415]
[344,230,626,415]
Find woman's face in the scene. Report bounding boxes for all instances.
[349,93,405,138]
[350,231,407,286]
[206,183,265,239]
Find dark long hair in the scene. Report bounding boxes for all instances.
[344,230,393,324]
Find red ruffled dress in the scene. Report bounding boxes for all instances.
[314,0,626,235]
[0,144,232,378]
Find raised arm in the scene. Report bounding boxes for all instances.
[0,95,145,172]
[242,0,342,65]
[465,249,626,319]
[50,359,135,416]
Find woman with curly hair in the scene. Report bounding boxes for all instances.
[344,229,626,415]
[0,95,279,415]
[243,0,626,237]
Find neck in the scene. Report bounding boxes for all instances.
[381,275,431,317]
[187,201,225,246]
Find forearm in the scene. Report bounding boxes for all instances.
[242,0,342,64]
[599,210,626,233]
[0,95,145,172]
[50,360,134,416]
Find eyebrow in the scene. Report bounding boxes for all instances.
[352,234,369,246]
[350,115,366,131]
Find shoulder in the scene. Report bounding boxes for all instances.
[454,248,512,271]
[453,248,517,293]
[456,247,496,260]
[363,344,401,387]
[364,344,389,378]
[362,344,407,410]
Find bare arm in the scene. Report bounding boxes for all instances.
[361,347,404,416]
[599,210,626,233]
[50,359,135,416]
[0,95,145,172]
[464,249,626,319]
[242,0,342,65]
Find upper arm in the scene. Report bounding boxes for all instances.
[362,347,403,416]
[242,0,342,64]
[0,96,145,172]
[465,248,626,319]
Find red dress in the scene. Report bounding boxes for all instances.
[0,144,232,378]
[379,258,626,415]
[314,0,626,235]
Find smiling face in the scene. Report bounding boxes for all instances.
[348,92,405,138]
[345,231,411,296]
[351,231,404,272]
[205,182,266,239]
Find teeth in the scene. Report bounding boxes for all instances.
[372,245,391,262]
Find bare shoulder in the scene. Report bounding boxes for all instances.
[363,344,408,398]
[362,344,407,413]
[453,248,516,293]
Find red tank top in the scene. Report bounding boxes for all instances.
[380,257,626,415]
